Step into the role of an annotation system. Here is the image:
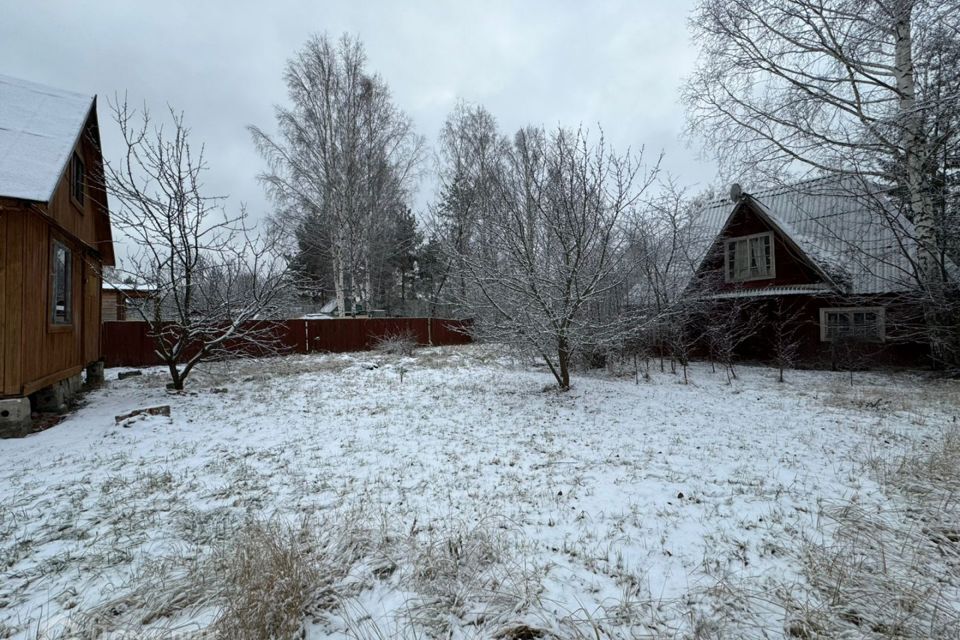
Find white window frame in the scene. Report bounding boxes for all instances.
[819,307,886,342]
[724,231,776,283]
[50,239,73,326]
[70,152,85,207]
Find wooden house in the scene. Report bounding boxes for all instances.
[684,177,929,368]
[102,281,155,322]
[0,75,114,435]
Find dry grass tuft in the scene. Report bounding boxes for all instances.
[779,428,960,639]
[210,519,320,640]
[401,520,544,634]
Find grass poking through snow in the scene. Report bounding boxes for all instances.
[0,345,957,638]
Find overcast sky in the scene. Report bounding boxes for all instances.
[1,0,717,231]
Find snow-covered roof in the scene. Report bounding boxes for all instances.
[319,298,339,314]
[691,176,921,295]
[103,280,157,293]
[0,74,95,202]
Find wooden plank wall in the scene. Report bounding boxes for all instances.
[20,213,84,395]
[0,207,24,396]
[102,291,120,322]
[83,258,101,364]
[46,122,101,250]
[696,202,825,293]
[0,111,110,398]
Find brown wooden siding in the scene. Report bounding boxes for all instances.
[83,260,101,364]
[0,207,25,396]
[20,213,83,392]
[696,202,824,292]
[44,118,106,252]
[102,290,120,322]
[0,108,110,398]
[688,295,928,368]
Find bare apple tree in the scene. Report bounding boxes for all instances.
[768,299,806,383]
[704,299,763,382]
[104,100,290,390]
[446,124,659,390]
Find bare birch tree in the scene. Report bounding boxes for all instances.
[428,101,509,314]
[683,0,960,363]
[105,101,290,390]
[250,33,423,316]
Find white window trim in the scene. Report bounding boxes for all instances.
[50,239,73,326]
[819,306,886,342]
[723,231,776,283]
[70,152,85,208]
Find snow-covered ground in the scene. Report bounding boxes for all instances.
[0,346,957,638]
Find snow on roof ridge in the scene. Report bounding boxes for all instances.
[0,73,95,202]
[0,74,93,102]
[689,176,917,295]
[699,175,859,211]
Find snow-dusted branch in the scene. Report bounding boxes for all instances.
[103,99,292,390]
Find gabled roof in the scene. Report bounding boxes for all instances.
[690,176,921,295]
[103,279,157,293]
[0,74,95,203]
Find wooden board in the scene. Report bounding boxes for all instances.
[1,208,24,396]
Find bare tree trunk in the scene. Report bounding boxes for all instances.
[333,233,346,317]
[364,249,373,313]
[557,335,571,390]
[167,362,184,391]
[895,5,947,363]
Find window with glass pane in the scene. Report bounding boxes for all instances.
[51,240,72,325]
[820,307,884,342]
[71,152,85,205]
[725,232,774,282]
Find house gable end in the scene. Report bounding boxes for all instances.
[21,100,114,266]
[691,198,834,295]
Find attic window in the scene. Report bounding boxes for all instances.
[820,307,885,342]
[50,240,73,325]
[70,152,85,206]
[725,231,775,282]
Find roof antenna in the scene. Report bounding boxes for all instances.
[729,183,744,203]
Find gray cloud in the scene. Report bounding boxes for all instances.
[1,0,717,249]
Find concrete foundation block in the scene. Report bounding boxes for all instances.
[35,381,66,413]
[86,360,105,385]
[35,374,83,413]
[0,397,32,438]
[66,374,82,395]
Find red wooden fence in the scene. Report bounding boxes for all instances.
[101,318,472,367]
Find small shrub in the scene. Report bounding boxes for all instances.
[374,329,419,356]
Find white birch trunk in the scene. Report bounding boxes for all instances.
[894,5,937,285]
[333,228,346,318]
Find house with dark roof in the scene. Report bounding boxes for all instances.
[0,74,114,436]
[685,177,929,367]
